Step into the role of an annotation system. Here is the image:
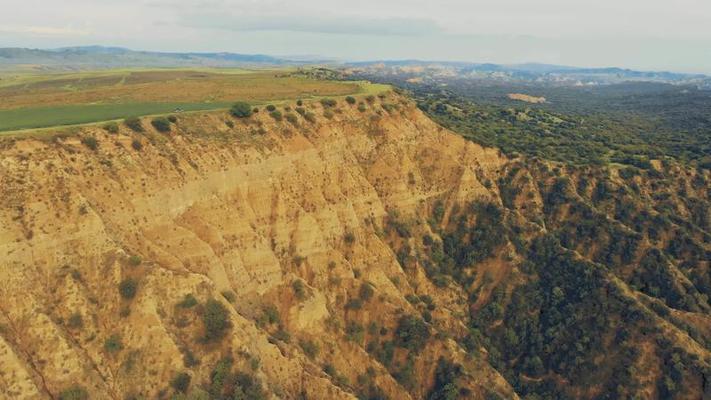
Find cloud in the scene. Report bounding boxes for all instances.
[178,13,442,36]
[0,25,90,37]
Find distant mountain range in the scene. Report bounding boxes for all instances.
[345,60,709,86]
[1,46,709,87]
[0,46,298,69]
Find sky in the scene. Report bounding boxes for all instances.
[1,0,711,73]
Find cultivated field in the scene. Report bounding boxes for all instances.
[0,68,387,132]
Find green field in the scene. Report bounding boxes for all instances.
[0,68,390,133]
[0,102,233,132]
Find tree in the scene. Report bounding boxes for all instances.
[230,102,253,118]
[151,117,171,132]
[395,315,430,351]
[201,298,231,342]
[171,372,191,393]
[119,278,138,299]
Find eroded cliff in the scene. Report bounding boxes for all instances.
[0,94,517,399]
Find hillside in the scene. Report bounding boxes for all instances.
[0,91,709,399]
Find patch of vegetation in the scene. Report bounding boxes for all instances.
[292,279,307,300]
[320,98,337,108]
[118,278,138,299]
[178,293,198,308]
[151,117,171,132]
[124,117,144,132]
[395,315,430,351]
[269,110,283,121]
[230,101,253,118]
[80,136,98,150]
[58,386,89,400]
[131,139,143,151]
[171,372,191,393]
[300,339,319,359]
[200,299,231,342]
[104,334,123,353]
[102,122,119,133]
[345,96,356,105]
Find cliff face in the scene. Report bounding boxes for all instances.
[0,95,516,399]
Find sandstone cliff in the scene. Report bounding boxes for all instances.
[0,94,518,399]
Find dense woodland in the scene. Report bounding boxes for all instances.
[345,72,711,399]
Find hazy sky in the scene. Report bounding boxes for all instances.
[2,0,711,72]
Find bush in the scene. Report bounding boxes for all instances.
[118,278,137,299]
[358,103,367,112]
[323,110,334,119]
[124,117,144,132]
[285,113,299,125]
[300,339,319,359]
[296,99,303,106]
[365,95,376,104]
[128,255,142,266]
[304,112,317,123]
[345,96,356,105]
[269,110,283,121]
[273,328,291,343]
[171,372,191,393]
[395,315,430,351]
[178,293,199,308]
[295,107,306,116]
[80,136,98,151]
[151,117,171,133]
[345,298,363,310]
[59,386,89,400]
[201,299,231,342]
[359,282,375,301]
[292,280,307,300]
[167,115,178,123]
[230,102,253,118]
[104,334,123,353]
[131,139,143,151]
[266,104,277,112]
[320,98,337,108]
[68,313,83,329]
[344,231,355,244]
[102,122,119,134]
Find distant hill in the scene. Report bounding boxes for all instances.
[0,46,297,69]
[346,60,709,86]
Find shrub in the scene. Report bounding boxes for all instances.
[344,231,355,245]
[221,291,236,303]
[151,117,171,133]
[266,104,277,112]
[292,280,307,300]
[171,372,191,393]
[178,293,198,308]
[167,115,178,123]
[345,298,363,310]
[104,334,123,353]
[118,278,137,299]
[102,122,119,134]
[358,103,367,112]
[345,96,356,105]
[230,102,253,118]
[395,315,430,351]
[296,99,303,106]
[300,339,319,359]
[273,328,291,343]
[304,112,317,123]
[359,282,375,301]
[201,299,231,342]
[128,255,142,266]
[80,136,98,151]
[68,312,83,329]
[124,117,144,132]
[320,98,337,108]
[285,113,299,125]
[269,110,283,121]
[295,107,306,116]
[365,95,376,104]
[323,110,334,119]
[59,386,89,400]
